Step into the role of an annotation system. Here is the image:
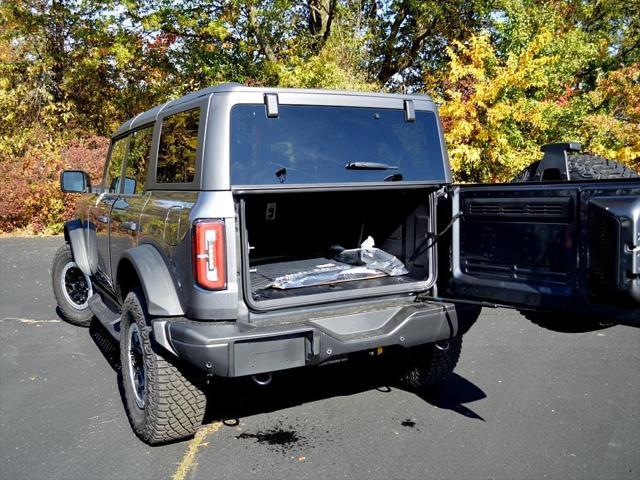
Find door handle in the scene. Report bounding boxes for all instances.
[122,220,138,232]
[97,214,109,224]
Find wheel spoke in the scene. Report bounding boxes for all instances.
[127,324,146,408]
[61,261,92,309]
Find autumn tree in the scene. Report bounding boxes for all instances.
[428,0,640,182]
[0,0,638,232]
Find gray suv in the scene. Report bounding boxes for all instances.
[54,84,639,444]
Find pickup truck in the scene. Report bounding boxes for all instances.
[53,84,640,444]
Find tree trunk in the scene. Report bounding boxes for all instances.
[46,0,67,102]
[307,0,336,48]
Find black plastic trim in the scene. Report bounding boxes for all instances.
[155,301,479,376]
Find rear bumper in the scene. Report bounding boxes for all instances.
[152,301,479,377]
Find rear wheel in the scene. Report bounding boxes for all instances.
[51,244,94,327]
[120,288,207,445]
[400,336,463,392]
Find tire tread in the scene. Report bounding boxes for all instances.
[401,336,463,391]
[511,154,638,183]
[51,244,94,327]
[120,289,206,445]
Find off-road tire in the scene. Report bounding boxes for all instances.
[512,154,638,182]
[400,336,463,392]
[51,244,94,327]
[120,288,206,445]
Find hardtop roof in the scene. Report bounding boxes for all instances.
[112,84,434,138]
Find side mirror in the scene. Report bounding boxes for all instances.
[123,177,137,195]
[60,170,91,193]
[109,176,137,194]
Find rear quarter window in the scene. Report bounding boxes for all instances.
[156,108,200,184]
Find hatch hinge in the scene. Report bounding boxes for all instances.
[404,99,416,122]
[264,93,279,118]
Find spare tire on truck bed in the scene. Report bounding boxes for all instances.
[512,153,638,330]
[512,154,638,182]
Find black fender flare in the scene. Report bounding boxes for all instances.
[120,245,185,317]
[63,219,96,276]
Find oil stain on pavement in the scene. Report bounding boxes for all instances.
[235,427,303,454]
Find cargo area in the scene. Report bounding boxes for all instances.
[237,188,437,307]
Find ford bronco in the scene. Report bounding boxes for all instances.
[53,84,640,444]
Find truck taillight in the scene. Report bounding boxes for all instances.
[193,220,226,290]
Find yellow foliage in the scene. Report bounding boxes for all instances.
[581,63,640,171]
[429,32,640,182]
[276,30,376,92]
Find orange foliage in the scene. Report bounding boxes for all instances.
[0,136,108,234]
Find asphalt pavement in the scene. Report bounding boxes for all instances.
[1,236,638,480]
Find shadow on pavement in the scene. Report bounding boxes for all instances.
[87,320,487,427]
[203,355,487,425]
[419,374,486,420]
[522,311,616,333]
[89,319,121,372]
[54,306,67,322]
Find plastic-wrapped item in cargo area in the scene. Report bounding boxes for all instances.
[268,236,408,290]
[269,264,385,289]
[333,236,409,277]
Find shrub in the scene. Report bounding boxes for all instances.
[0,135,108,234]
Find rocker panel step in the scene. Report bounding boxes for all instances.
[88,294,121,341]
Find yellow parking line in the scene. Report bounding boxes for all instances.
[2,318,61,323]
[172,422,222,480]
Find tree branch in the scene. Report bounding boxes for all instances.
[246,3,277,64]
[377,6,408,84]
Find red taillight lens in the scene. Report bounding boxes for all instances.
[193,220,226,290]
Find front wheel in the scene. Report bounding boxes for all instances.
[51,244,94,327]
[400,336,463,392]
[120,288,207,445]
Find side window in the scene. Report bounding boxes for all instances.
[156,108,200,184]
[123,126,153,194]
[103,137,128,193]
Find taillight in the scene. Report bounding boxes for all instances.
[193,220,226,290]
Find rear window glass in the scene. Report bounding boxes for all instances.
[230,105,445,185]
[156,108,200,184]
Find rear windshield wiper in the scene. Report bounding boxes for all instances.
[345,162,399,170]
